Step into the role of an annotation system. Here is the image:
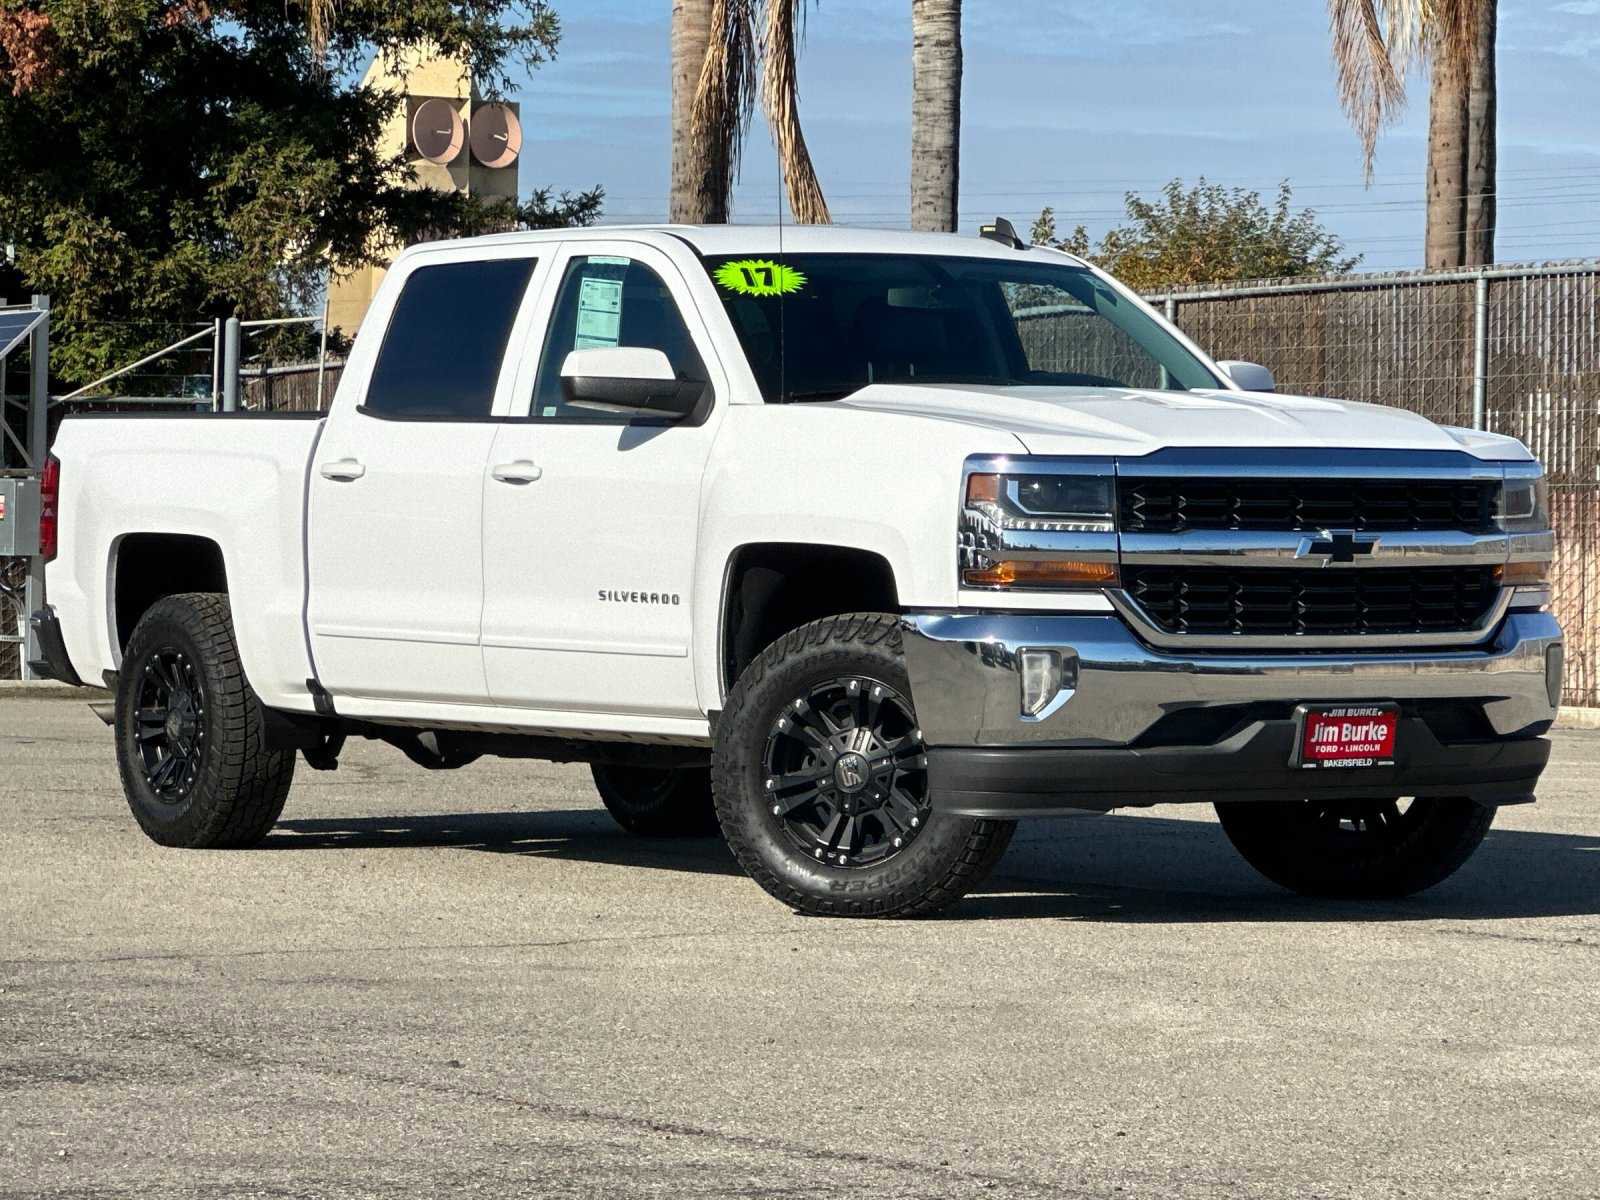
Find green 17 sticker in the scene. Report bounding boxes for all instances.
[713,259,807,296]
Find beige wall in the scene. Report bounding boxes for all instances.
[327,49,520,339]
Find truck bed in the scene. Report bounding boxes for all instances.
[49,412,325,710]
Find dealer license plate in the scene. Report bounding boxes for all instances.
[1293,704,1399,770]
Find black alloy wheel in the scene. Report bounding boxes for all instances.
[763,675,930,869]
[133,648,207,801]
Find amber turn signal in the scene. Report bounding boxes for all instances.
[966,473,1002,505]
[963,559,1121,588]
[1496,560,1549,586]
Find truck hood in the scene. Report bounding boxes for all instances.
[832,383,1531,461]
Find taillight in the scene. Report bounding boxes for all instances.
[39,454,59,561]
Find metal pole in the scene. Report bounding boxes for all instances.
[23,293,49,678]
[1162,296,1177,390]
[212,317,223,411]
[315,294,330,411]
[222,316,241,413]
[1472,272,1489,430]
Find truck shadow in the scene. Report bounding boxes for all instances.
[965,815,1600,923]
[268,808,1600,923]
[267,810,746,877]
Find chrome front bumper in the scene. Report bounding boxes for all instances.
[902,610,1562,748]
[900,610,1561,815]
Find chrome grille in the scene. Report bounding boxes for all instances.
[1124,564,1501,638]
[1118,477,1498,534]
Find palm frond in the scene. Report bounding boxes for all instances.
[306,0,337,62]
[1328,0,1407,179]
[689,0,756,213]
[761,0,830,224]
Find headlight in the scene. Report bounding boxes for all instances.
[961,467,1118,589]
[966,472,1114,533]
[1497,470,1549,533]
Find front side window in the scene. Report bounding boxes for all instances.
[364,257,537,419]
[702,253,1219,402]
[531,255,707,419]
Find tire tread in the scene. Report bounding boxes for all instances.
[713,612,1014,917]
[118,593,293,848]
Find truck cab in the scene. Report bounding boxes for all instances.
[33,224,1562,916]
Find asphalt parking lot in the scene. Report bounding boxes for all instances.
[3,691,1599,1199]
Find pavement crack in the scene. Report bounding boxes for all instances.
[0,928,794,967]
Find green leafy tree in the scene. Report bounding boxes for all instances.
[0,1,601,386]
[1032,179,1359,292]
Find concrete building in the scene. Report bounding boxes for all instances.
[326,50,522,338]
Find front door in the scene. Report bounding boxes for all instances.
[307,249,542,706]
[480,243,725,719]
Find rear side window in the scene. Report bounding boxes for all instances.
[364,257,537,419]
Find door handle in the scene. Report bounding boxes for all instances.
[320,458,366,481]
[491,460,543,484]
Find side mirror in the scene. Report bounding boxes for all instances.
[560,347,705,420]
[1217,360,1276,393]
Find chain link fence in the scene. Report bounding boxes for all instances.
[0,555,26,678]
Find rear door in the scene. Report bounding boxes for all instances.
[307,248,543,706]
[479,241,727,718]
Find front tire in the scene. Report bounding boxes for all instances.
[1215,796,1496,898]
[115,593,295,848]
[592,764,718,836]
[713,613,1015,917]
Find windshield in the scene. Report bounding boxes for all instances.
[701,253,1221,402]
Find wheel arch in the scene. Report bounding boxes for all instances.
[717,542,900,696]
[109,532,229,654]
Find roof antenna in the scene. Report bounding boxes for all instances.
[777,150,788,403]
[978,216,1028,250]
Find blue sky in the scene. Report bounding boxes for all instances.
[507,1,1600,272]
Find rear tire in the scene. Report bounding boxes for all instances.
[115,593,295,848]
[592,764,718,836]
[713,613,1015,917]
[1215,796,1495,898]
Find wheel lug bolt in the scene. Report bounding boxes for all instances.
[893,837,903,848]
[911,816,920,827]
[771,805,780,815]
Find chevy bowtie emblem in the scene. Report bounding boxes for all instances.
[1297,530,1380,564]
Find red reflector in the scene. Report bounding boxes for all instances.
[39,454,59,561]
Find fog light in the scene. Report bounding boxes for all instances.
[1547,644,1564,709]
[1019,649,1078,719]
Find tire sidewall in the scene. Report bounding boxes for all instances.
[115,598,237,845]
[1216,796,1494,897]
[592,763,717,836]
[715,627,988,913]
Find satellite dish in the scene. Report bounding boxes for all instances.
[470,103,522,169]
[411,98,465,165]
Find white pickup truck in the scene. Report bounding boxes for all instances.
[31,223,1562,916]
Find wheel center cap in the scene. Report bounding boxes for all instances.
[834,751,870,794]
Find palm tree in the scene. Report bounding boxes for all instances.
[1329,0,1496,267]
[672,0,734,222]
[672,0,830,224]
[910,0,962,233]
